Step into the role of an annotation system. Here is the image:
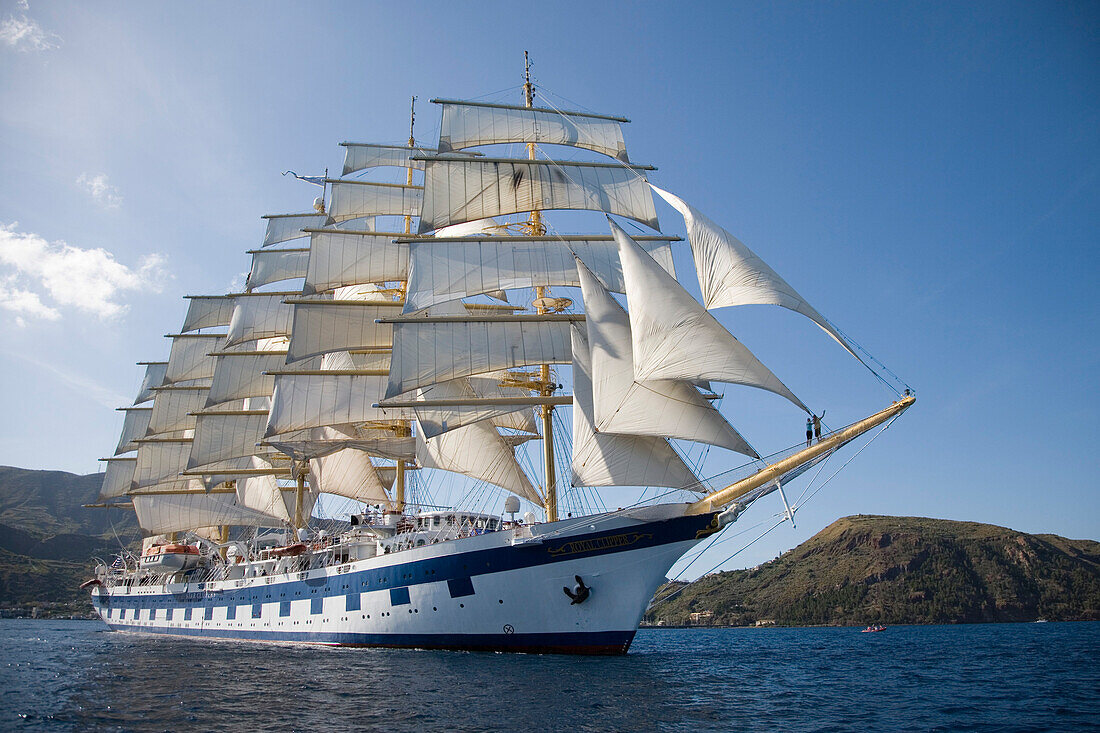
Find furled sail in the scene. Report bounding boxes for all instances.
[435,99,630,162]
[262,212,332,247]
[612,220,808,413]
[147,386,210,435]
[132,491,282,536]
[302,229,409,295]
[570,325,699,489]
[98,456,136,500]
[650,185,862,364]
[411,375,537,439]
[417,157,658,234]
[402,236,676,313]
[340,142,438,175]
[164,334,223,384]
[326,180,422,222]
[206,349,288,407]
[265,425,415,463]
[265,374,413,438]
[114,406,152,455]
[246,248,309,290]
[385,313,573,398]
[181,296,235,333]
[416,420,541,503]
[224,293,296,348]
[308,448,393,505]
[134,362,168,404]
[285,301,399,363]
[577,259,758,457]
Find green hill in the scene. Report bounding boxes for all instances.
[646,515,1100,626]
[0,466,139,616]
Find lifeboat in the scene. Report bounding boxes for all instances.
[269,542,308,558]
[860,624,887,633]
[139,543,202,571]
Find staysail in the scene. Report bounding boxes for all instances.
[611,219,809,413]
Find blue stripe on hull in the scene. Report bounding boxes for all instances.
[104,623,636,655]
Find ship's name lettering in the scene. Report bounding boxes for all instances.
[547,532,654,557]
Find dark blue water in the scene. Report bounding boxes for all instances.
[1,620,1096,732]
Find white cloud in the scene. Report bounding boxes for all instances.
[228,271,248,293]
[0,222,169,321]
[0,13,60,51]
[0,276,61,326]
[76,173,123,209]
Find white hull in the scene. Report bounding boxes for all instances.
[92,504,718,654]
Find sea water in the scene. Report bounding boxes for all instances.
[1,619,1096,731]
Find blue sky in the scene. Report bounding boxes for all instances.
[0,1,1096,572]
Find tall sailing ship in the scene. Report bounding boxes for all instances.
[86,58,914,654]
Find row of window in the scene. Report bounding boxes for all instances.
[107,578,482,622]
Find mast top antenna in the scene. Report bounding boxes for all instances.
[523,51,534,108]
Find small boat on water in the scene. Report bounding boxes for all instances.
[861,624,887,633]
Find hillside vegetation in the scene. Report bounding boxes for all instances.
[646,515,1100,626]
[0,466,139,615]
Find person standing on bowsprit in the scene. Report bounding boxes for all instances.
[806,416,813,447]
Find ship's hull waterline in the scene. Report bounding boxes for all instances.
[92,505,719,655]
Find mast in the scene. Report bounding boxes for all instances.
[524,51,557,523]
[395,95,417,513]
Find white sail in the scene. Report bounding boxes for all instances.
[132,437,194,491]
[417,157,658,234]
[308,449,393,505]
[224,293,295,348]
[134,362,168,404]
[578,260,758,457]
[235,468,314,525]
[181,296,235,332]
[432,217,500,238]
[570,325,699,489]
[186,408,271,470]
[115,407,152,455]
[132,491,282,535]
[262,212,332,247]
[470,373,538,435]
[147,386,210,435]
[164,334,223,384]
[285,301,399,363]
[206,350,289,407]
[412,375,537,439]
[416,420,541,503]
[385,316,572,398]
[327,180,422,222]
[437,100,630,162]
[651,185,862,363]
[99,456,136,500]
[246,248,309,290]
[265,374,413,438]
[403,236,676,313]
[612,220,808,412]
[341,142,438,175]
[303,229,409,295]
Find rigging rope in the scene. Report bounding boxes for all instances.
[647,413,903,613]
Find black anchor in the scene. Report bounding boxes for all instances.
[563,575,591,605]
